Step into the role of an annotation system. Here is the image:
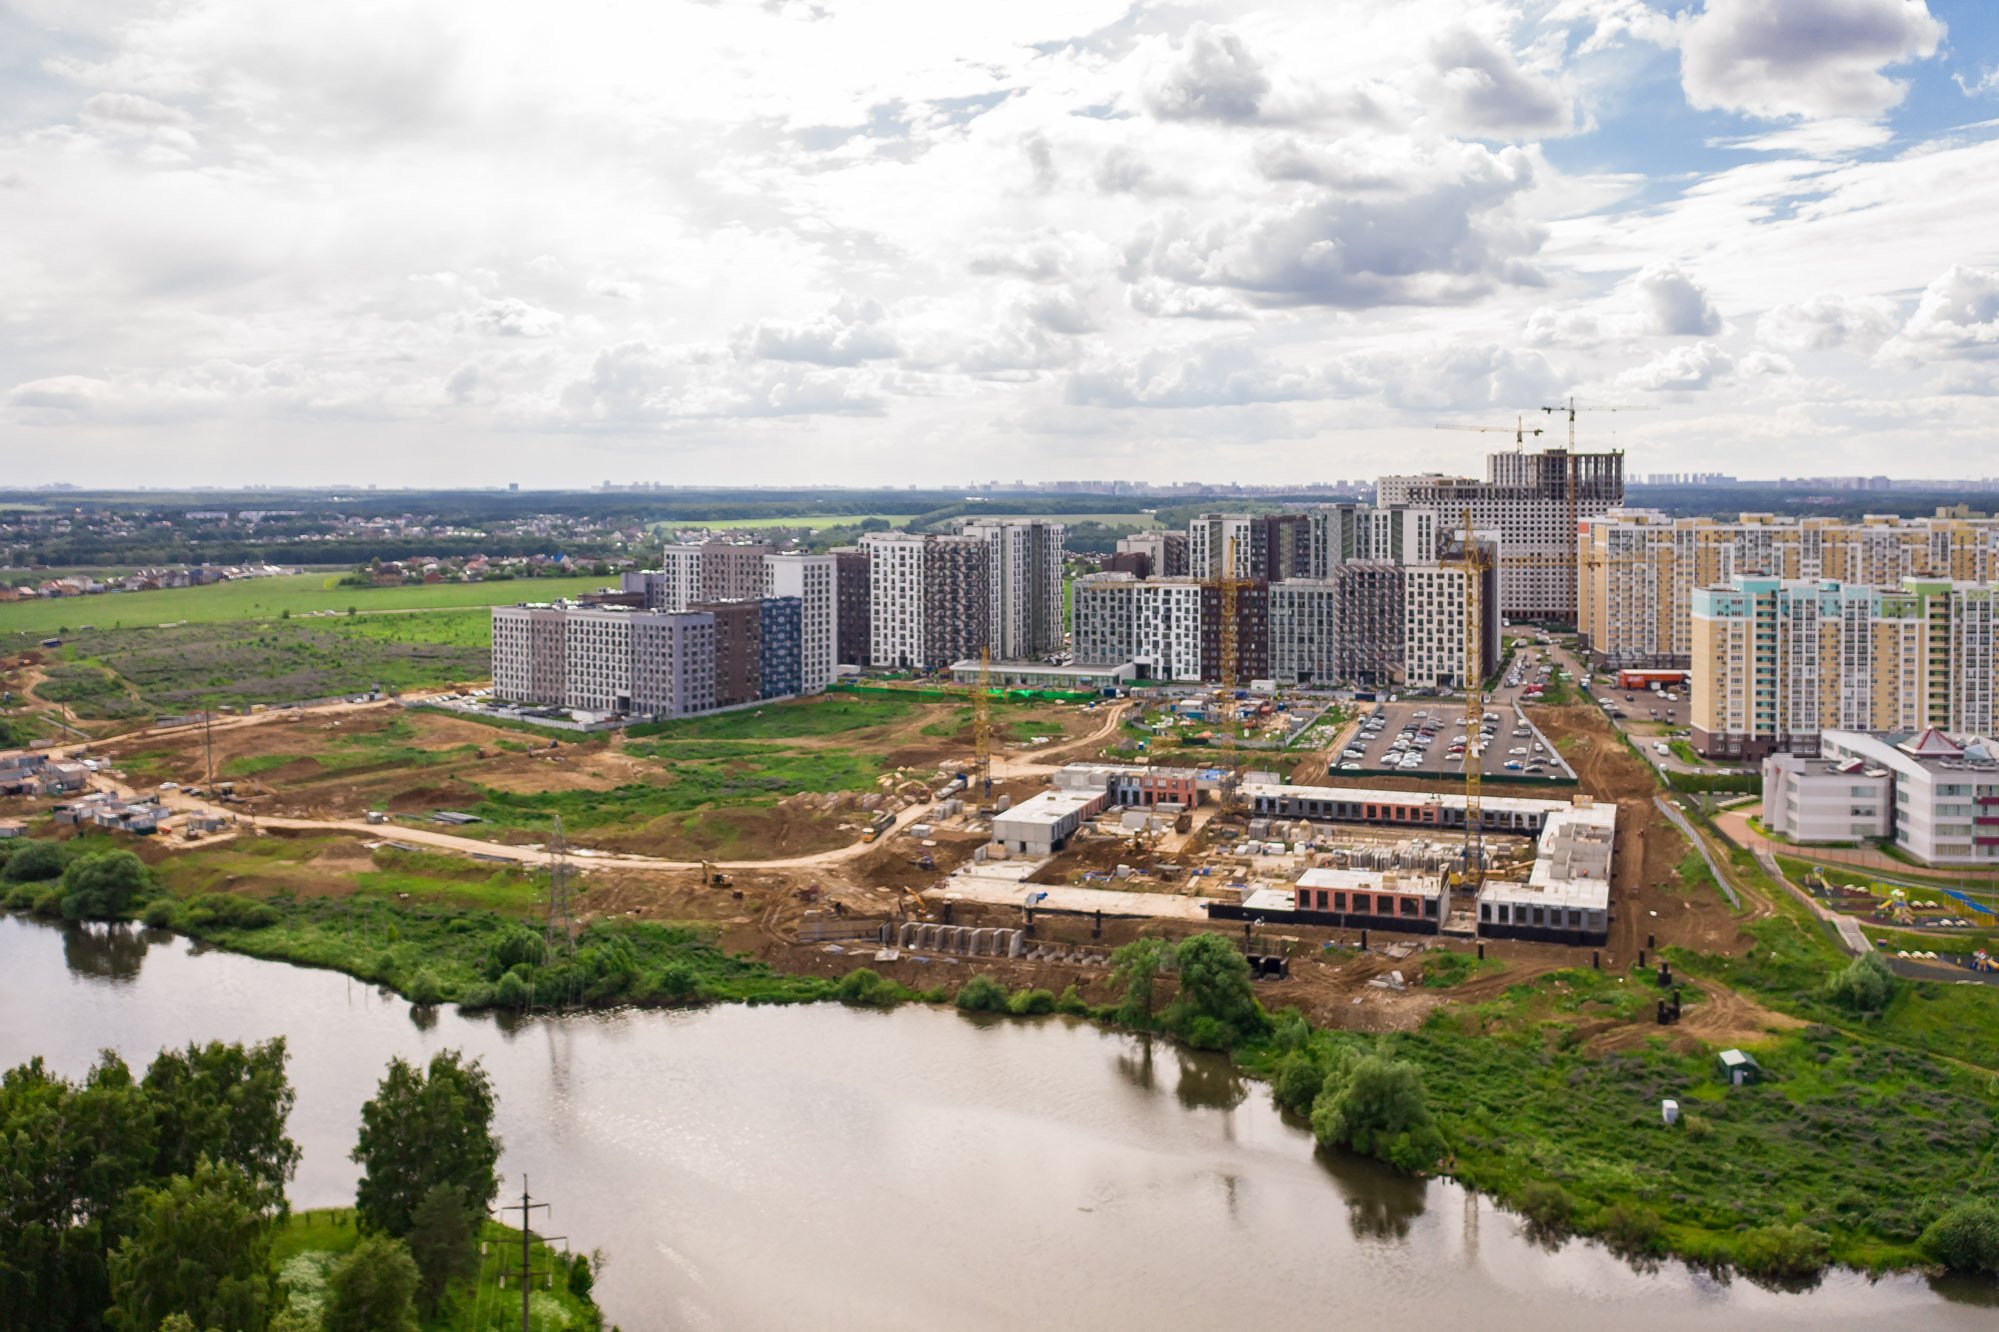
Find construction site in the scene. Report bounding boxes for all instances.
[0,511,1765,1046]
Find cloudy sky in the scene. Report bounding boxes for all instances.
[3,0,1998,488]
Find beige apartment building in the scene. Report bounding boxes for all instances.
[1581,509,1999,668]
[1690,576,1999,758]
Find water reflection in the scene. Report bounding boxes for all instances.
[1172,1048,1247,1112]
[61,921,157,983]
[1115,1033,1157,1092]
[1313,1145,1429,1241]
[407,1003,439,1032]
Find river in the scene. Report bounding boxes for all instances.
[2,916,1990,1330]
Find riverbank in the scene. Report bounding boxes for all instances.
[276,1209,601,1331]
[5,913,1995,1328]
[7,879,1994,1289]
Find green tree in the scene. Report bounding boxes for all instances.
[1,838,69,883]
[1824,952,1898,1014]
[105,1160,275,1332]
[1921,1198,1999,1276]
[321,1235,419,1332]
[143,1040,300,1210]
[1164,933,1267,1049]
[353,1051,502,1237]
[1108,937,1169,1026]
[1309,1052,1445,1172]
[405,1184,477,1315]
[58,849,152,921]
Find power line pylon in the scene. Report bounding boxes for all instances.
[494,1176,564,1332]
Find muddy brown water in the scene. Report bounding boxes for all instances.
[3,916,1993,1330]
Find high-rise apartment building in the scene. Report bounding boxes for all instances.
[1072,574,1204,681]
[763,552,835,692]
[1307,503,1440,578]
[1269,580,1341,685]
[832,546,871,668]
[1380,447,1622,621]
[1115,531,1189,578]
[1580,508,1999,668]
[624,542,771,611]
[1402,538,1500,690]
[961,519,1065,659]
[1188,515,1257,582]
[861,532,992,670]
[1690,575,1999,758]
[1199,582,1271,684]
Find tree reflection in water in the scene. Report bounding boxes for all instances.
[1173,1048,1246,1112]
[63,922,158,983]
[1313,1146,1428,1241]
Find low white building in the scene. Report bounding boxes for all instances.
[990,788,1107,857]
[1475,799,1615,944]
[1809,729,1999,865]
[1762,751,1893,845]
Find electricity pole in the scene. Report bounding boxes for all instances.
[494,1176,562,1332]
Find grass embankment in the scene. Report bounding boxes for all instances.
[0,572,608,640]
[275,1209,600,1331]
[222,717,483,780]
[1240,962,1997,1278]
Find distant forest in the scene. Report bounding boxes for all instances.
[1625,484,1999,521]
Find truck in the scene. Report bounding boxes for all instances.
[1617,669,1689,691]
[860,812,896,844]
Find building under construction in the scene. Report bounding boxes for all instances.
[1379,446,1623,622]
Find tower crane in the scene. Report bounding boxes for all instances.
[1434,417,1546,450]
[1457,508,1492,894]
[1539,398,1651,622]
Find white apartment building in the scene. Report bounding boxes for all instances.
[561,607,635,713]
[764,552,836,693]
[491,605,567,706]
[961,519,1065,660]
[1307,503,1439,577]
[1072,573,1204,681]
[1402,553,1498,690]
[861,531,991,670]
[1188,515,1257,581]
[1269,580,1340,685]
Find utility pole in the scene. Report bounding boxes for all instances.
[494,1176,561,1332]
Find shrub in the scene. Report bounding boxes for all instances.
[1006,987,1056,1016]
[833,967,904,1009]
[1921,1198,1999,1276]
[2,839,69,883]
[31,886,65,917]
[954,975,1009,1013]
[487,926,546,979]
[1270,1050,1328,1117]
[1736,1223,1831,1282]
[1824,952,1898,1014]
[406,969,445,1007]
[1055,984,1090,1016]
[4,883,38,911]
[653,962,699,1002]
[142,898,176,928]
[1594,1202,1662,1255]
[1518,1180,1574,1231]
[494,971,530,1009]
[1309,1052,1445,1173]
[183,893,281,930]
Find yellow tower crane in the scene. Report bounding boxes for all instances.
[972,645,994,800]
[1459,508,1492,892]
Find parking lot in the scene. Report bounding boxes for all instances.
[1600,683,1688,730]
[1331,699,1574,782]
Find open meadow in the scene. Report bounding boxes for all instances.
[97,688,1079,860]
[0,571,608,640]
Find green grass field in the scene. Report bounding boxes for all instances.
[0,572,608,640]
